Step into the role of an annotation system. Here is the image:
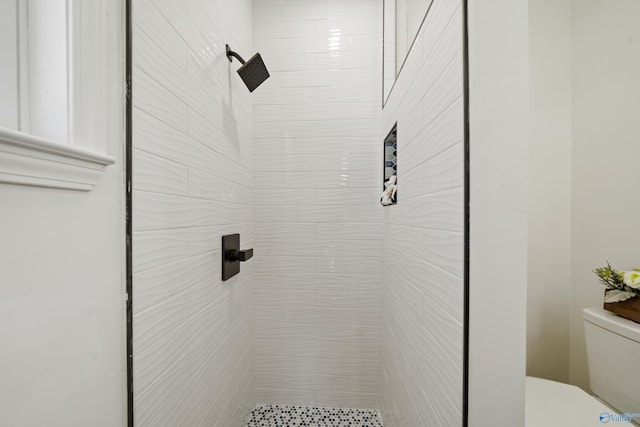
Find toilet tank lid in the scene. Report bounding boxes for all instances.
[583,307,640,343]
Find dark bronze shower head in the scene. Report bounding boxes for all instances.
[226,44,270,92]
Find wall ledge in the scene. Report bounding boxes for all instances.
[0,127,115,191]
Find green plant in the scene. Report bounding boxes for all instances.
[594,262,640,302]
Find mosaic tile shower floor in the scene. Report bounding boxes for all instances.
[246,405,384,427]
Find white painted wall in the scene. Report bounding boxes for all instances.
[0,0,19,129]
[0,2,126,426]
[527,0,640,394]
[380,0,465,425]
[527,0,572,383]
[27,0,69,143]
[468,0,529,425]
[132,0,255,425]
[251,0,383,409]
[0,0,71,142]
[569,0,640,391]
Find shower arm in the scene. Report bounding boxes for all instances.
[226,45,246,65]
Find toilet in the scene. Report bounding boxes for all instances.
[583,307,640,419]
[525,307,640,426]
[525,376,611,426]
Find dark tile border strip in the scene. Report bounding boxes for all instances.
[125,0,134,425]
[462,0,470,425]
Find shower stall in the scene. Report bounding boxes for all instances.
[131,0,466,425]
[0,0,532,425]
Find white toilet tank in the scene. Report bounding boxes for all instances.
[583,307,640,414]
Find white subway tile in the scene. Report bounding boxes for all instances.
[253,105,283,123]
[253,172,283,191]
[219,157,252,187]
[133,149,189,196]
[268,52,317,72]
[315,287,380,311]
[317,84,379,103]
[283,3,350,22]
[133,191,220,231]
[135,0,189,70]
[254,5,283,23]
[348,136,381,154]
[134,321,190,394]
[315,255,381,276]
[219,202,252,225]
[282,103,350,121]
[421,142,464,195]
[349,67,381,87]
[134,108,220,174]
[281,69,350,88]
[254,323,380,352]
[187,224,224,257]
[187,0,220,35]
[314,187,351,205]
[135,361,191,426]
[253,153,316,172]
[251,0,387,409]
[349,168,379,188]
[281,170,350,189]
[133,67,188,132]
[133,252,218,312]
[134,0,254,424]
[401,98,463,170]
[252,139,284,158]
[350,102,381,120]
[253,120,317,139]
[254,187,315,206]
[133,229,189,273]
[349,34,380,51]
[253,255,316,275]
[255,20,317,39]
[186,107,224,150]
[279,136,350,155]
[379,2,465,424]
[187,168,225,200]
[253,38,284,55]
[255,388,317,407]
[315,222,381,240]
[254,85,317,106]
[254,206,283,224]
[283,37,330,54]
[422,56,464,130]
[317,119,379,138]
[317,18,379,37]
[397,162,423,201]
[348,239,382,257]
[397,189,463,232]
[282,239,350,258]
[153,0,212,58]
[133,290,190,354]
[348,1,382,19]
[186,275,223,316]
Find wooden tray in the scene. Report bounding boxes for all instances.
[604,295,640,324]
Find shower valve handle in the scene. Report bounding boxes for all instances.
[221,233,252,281]
[227,248,253,262]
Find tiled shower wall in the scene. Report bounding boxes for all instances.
[251,0,384,409]
[132,0,255,425]
[380,0,465,425]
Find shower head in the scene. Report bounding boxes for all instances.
[226,44,270,92]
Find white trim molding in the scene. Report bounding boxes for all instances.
[0,127,115,191]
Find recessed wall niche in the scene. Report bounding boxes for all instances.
[381,123,397,206]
